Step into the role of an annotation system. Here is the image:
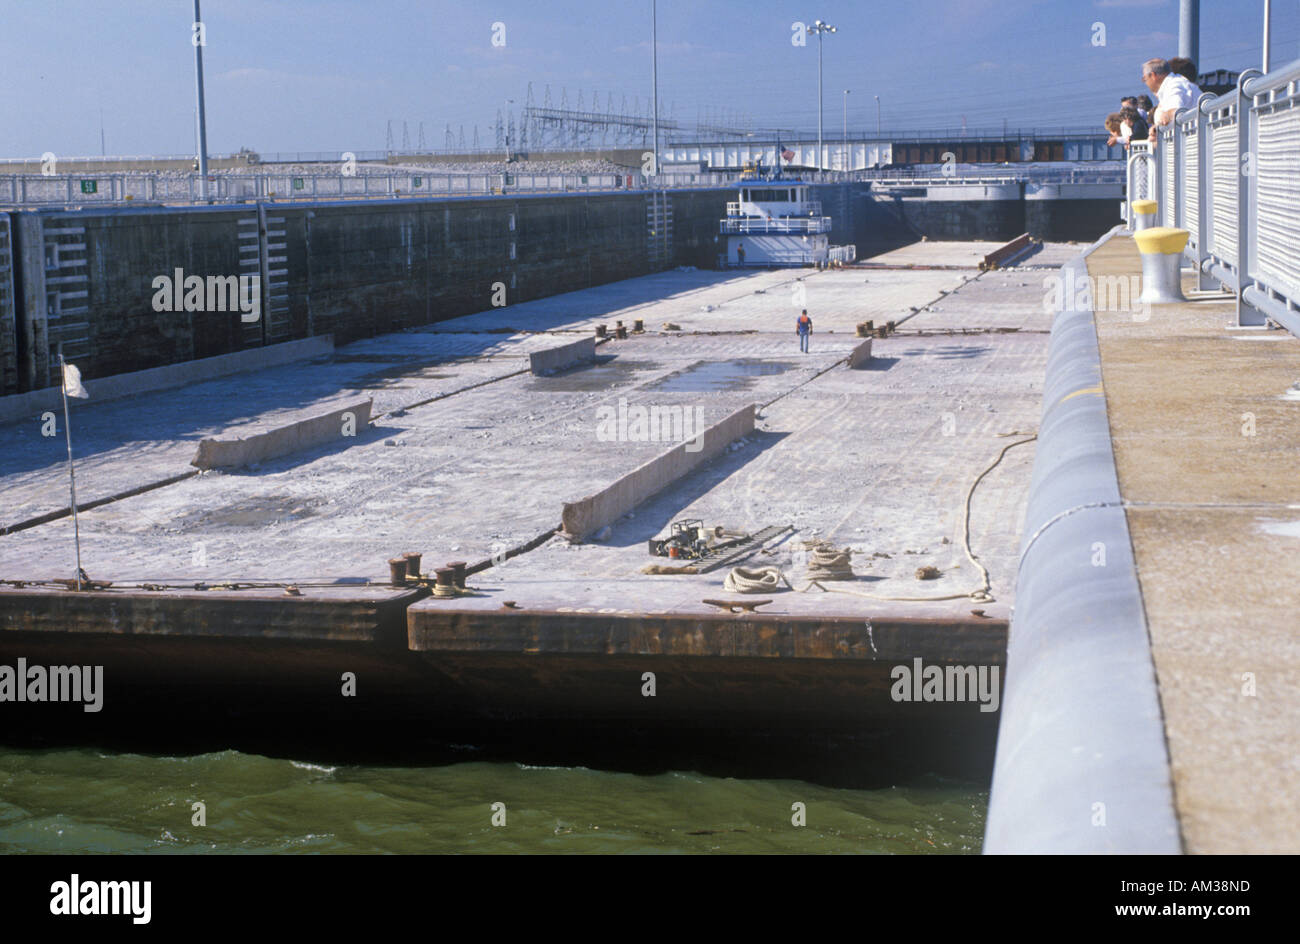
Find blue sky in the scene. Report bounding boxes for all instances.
[1,0,1297,157]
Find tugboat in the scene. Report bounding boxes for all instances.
[721,158,836,268]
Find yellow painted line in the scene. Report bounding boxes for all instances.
[1059,383,1103,405]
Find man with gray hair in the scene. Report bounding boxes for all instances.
[1142,58,1200,134]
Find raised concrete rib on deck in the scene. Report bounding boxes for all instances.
[1085,234,1300,854]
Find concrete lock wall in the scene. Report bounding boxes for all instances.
[0,189,731,394]
[561,402,757,540]
[191,396,372,470]
[867,185,1122,244]
[529,336,596,375]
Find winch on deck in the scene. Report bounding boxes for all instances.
[647,520,794,573]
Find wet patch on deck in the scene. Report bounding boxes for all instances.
[526,358,657,392]
[645,359,794,393]
[173,495,325,530]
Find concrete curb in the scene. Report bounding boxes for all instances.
[192,397,372,470]
[529,336,597,375]
[560,403,756,541]
[983,227,1181,854]
[0,335,335,426]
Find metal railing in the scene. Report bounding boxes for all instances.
[726,200,823,215]
[1133,56,1300,335]
[0,169,752,208]
[719,216,832,234]
[1124,141,1154,222]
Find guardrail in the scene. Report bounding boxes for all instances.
[726,201,823,215]
[1132,56,1300,336]
[719,216,832,235]
[1123,141,1154,224]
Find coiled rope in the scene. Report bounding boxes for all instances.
[723,434,1038,605]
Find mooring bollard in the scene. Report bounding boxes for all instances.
[1134,226,1191,305]
[447,560,467,588]
[595,324,607,339]
[1132,199,1158,232]
[633,318,644,333]
[388,558,409,587]
[433,567,457,597]
[402,551,422,576]
[615,321,628,340]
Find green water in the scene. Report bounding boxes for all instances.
[0,746,986,854]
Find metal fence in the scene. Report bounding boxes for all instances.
[1129,56,1300,335]
[0,171,653,206]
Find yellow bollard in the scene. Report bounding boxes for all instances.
[1133,227,1190,304]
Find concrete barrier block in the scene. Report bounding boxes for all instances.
[561,403,756,540]
[192,397,372,470]
[529,337,597,376]
[847,338,873,369]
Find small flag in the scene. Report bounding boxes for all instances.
[62,362,89,399]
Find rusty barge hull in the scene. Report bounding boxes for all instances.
[0,585,1004,731]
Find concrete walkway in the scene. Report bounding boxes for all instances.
[1086,234,1300,853]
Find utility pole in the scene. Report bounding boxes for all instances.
[193,0,209,201]
[504,100,514,161]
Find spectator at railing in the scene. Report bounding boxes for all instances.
[1105,113,1124,148]
[1121,105,1149,145]
[1168,57,1199,84]
[1143,58,1201,144]
[1122,95,1154,124]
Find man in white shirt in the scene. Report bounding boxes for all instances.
[1143,58,1200,133]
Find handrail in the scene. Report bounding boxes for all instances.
[1241,54,1300,96]
[1127,59,1300,337]
[1199,87,1239,116]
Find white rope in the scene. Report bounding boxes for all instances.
[721,435,1038,605]
[723,566,791,593]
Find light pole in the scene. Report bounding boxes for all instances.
[809,19,836,170]
[1263,0,1272,72]
[874,95,881,135]
[651,0,659,179]
[193,0,209,201]
[842,89,849,171]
